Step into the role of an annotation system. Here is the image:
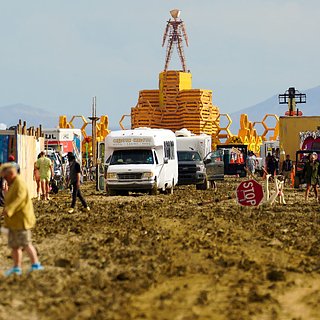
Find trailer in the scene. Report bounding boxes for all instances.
[216,144,247,177]
[175,129,211,159]
[43,128,82,162]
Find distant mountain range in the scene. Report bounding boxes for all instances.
[0,86,319,131]
[0,103,58,129]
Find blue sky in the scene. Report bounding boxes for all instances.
[0,0,319,127]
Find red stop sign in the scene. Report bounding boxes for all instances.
[236,179,264,206]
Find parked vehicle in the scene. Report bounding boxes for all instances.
[294,150,320,188]
[104,128,178,195]
[203,149,225,184]
[43,128,82,163]
[175,129,211,190]
[46,149,67,192]
[216,144,247,177]
[177,150,207,189]
[175,129,211,159]
[176,130,212,189]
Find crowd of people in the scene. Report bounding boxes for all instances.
[246,150,320,201]
[0,151,89,276]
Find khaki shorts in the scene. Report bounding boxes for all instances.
[8,229,32,249]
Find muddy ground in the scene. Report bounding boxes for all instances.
[0,178,320,320]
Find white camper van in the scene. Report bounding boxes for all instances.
[175,129,212,159]
[104,128,178,195]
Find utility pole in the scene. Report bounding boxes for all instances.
[88,97,100,167]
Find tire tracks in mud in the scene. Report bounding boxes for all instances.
[0,180,319,319]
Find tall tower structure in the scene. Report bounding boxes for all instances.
[162,9,189,72]
[131,9,220,141]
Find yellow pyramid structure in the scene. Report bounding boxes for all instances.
[131,71,220,137]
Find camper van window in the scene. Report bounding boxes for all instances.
[110,150,154,165]
[164,141,175,160]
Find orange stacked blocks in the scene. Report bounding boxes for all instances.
[131,71,220,137]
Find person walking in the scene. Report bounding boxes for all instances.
[36,151,53,201]
[0,163,44,276]
[275,155,280,175]
[281,154,293,187]
[304,152,320,202]
[67,153,90,214]
[246,151,257,175]
[266,153,275,175]
[34,153,41,200]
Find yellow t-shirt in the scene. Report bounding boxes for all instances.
[36,157,52,180]
[4,176,36,230]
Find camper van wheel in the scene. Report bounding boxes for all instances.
[149,185,158,195]
[118,190,129,196]
[106,188,118,196]
[167,181,174,195]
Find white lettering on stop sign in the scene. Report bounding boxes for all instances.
[236,180,264,206]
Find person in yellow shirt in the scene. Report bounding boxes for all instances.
[34,153,41,200]
[1,163,44,276]
[36,151,53,201]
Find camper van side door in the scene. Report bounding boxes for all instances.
[163,140,176,183]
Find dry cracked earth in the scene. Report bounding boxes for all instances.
[0,178,320,320]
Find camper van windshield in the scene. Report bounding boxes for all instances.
[110,149,154,165]
[178,151,201,161]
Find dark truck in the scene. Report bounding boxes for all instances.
[294,150,320,188]
[177,150,208,190]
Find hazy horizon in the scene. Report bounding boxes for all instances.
[1,0,320,126]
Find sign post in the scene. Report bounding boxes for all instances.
[236,179,264,207]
